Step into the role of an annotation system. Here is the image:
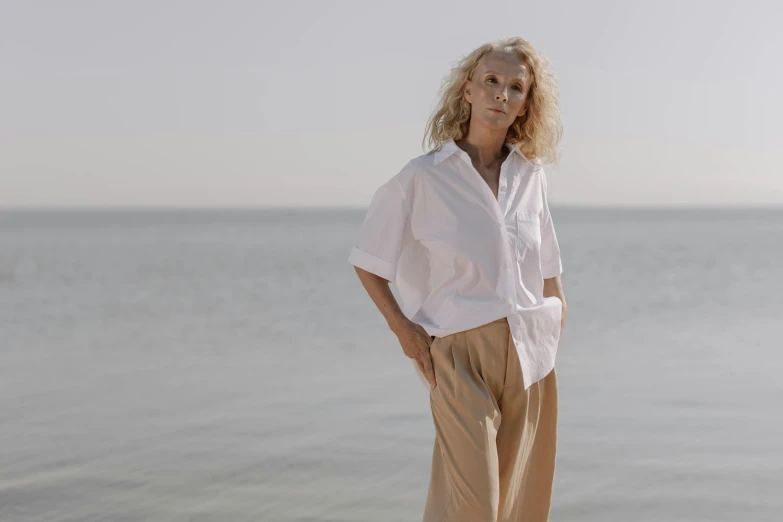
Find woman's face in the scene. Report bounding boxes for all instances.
[464,51,531,130]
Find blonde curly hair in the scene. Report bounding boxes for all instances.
[423,37,563,166]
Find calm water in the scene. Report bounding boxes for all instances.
[0,207,781,521]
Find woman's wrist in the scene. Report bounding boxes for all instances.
[387,312,411,336]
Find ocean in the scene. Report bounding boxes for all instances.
[0,207,781,521]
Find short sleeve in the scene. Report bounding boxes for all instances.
[348,178,411,282]
[539,169,563,279]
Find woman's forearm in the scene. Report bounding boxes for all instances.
[353,266,410,334]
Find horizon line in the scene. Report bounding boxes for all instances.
[2,203,783,212]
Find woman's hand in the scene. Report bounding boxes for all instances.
[392,318,437,389]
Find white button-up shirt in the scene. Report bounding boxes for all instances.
[348,139,564,391]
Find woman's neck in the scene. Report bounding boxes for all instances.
[455,124,509,165]
[455,136,507,167]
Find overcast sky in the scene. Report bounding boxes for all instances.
[1,0,781,208]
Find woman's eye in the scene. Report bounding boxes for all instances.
[512,85,522,91]
[486,77,496,83]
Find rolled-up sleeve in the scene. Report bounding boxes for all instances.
[348,178,411,282]
[539,169,563,279]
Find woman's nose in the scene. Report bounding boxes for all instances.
[495,89,507,102]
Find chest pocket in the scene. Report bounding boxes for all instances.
[515,211,541,263]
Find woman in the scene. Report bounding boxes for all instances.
[348,37,567,522]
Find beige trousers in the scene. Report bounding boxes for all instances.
[423,317,559,522]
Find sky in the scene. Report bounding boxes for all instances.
[1,0,781,208]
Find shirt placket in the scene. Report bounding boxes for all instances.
[497,163,517,311]
[457,149,518,312]
[498,163,524,376]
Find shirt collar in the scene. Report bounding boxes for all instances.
[433,139,531,166]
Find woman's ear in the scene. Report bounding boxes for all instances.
[463,80,473,104]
